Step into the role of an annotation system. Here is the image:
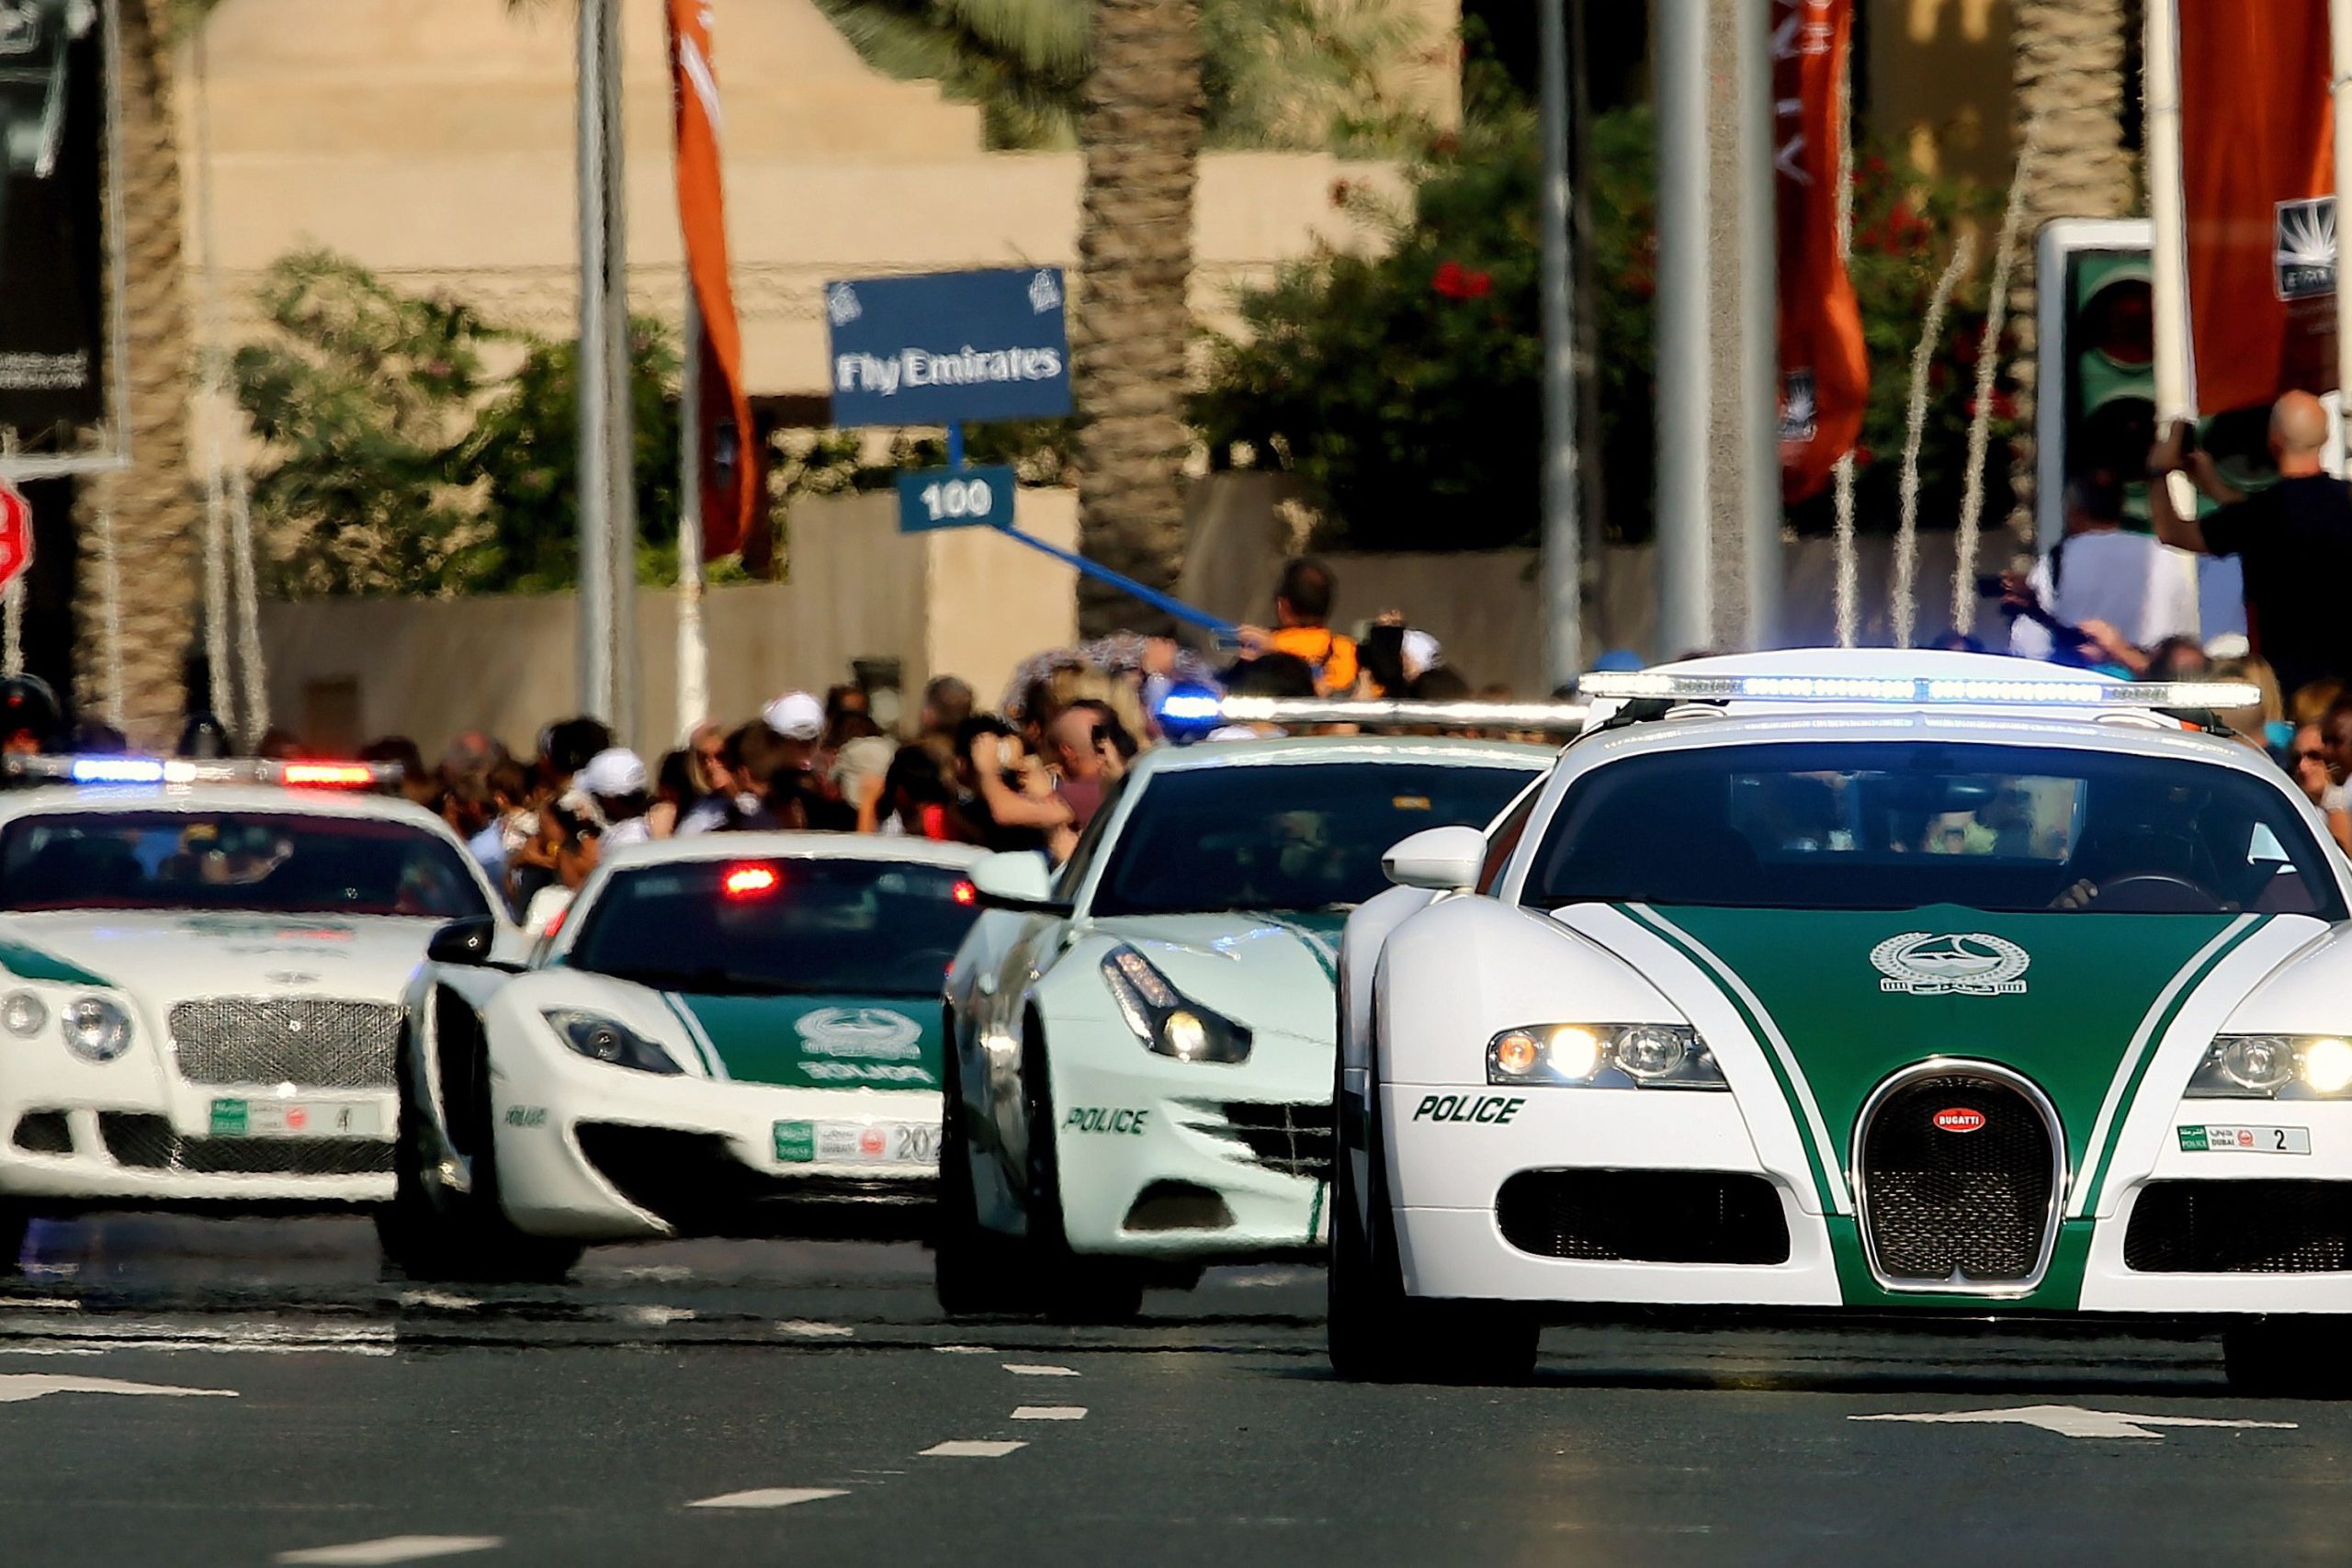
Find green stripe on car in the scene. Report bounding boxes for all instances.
[664,993,943,1093]
[0,940,108,987]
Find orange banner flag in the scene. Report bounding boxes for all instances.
[1773,0,1869,503]
[668,0,758,559]
[2177,1,2337,413]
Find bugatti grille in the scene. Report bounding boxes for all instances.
[170,998,400,1089]
[1857,1071,2057,1285]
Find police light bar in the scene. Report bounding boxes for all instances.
[1577,672,2265,710]
[1212,697,1593,731]
[6,756,400,789]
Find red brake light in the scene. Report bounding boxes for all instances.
[952,879,978,906]
[723,863,780,898]
[280,761,376,788]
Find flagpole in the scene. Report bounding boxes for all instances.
[600,0,638,746]
[2334,0,2352,461]
[575,0,616,724]
[1536,0,1581,689]
[2146,0,2193,433]
[677,290,708,736]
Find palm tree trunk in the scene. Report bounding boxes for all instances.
[1071,0,1204,637]
[79,0,198,745]
[2006,0,2134,541]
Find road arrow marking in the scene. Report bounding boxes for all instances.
[0,1373,236,1405]
[1850,1404,2300,1440]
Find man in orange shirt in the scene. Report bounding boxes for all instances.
[1239,557,1359,695]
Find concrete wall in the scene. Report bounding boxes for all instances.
[258,489,1079,757]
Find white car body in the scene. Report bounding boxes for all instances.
[0,782,504,1209]
[1341,649,2352,1337]
[402,832,985,1244]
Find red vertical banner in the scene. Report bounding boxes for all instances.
[2177,0,2336,412]
[1773,0,1868,503]
[668,0,758,558]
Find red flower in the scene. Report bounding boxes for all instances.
[1464,269,1493,299]
[1432,260,1471,299]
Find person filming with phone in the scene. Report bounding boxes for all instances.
[2006,470,2199,664]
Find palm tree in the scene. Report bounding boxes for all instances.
[1070,0,1205,637]
[2005,0,2134,539]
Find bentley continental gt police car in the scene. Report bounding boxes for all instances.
[1333,650,2352,1390]
[940,734,1551,1320]
[383,833,985,1280]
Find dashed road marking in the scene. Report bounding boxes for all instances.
[1003,1363,1078,1377]
[687,1487,848,1510]
[613,1304,695,1327]
[1012,1405,1086,1421]
[396,1292,481,1313]
[921,1439,1027,1458]
[276,1536,502,1565]
[776,1320,855,1339]
[1850,1404,2300,1441]
[932,1344,995,1354]
[0,1373,237,1405]
[0,1297,79,1311]
[0,1321,397,1357]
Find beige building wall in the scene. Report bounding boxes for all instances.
[1865,0,2019,186]
[184,0,1406,397]
[259,490,1079,757]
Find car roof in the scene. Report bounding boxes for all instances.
[598,830,989,872]
[0,783,458,831]
[1134,733,1555,780]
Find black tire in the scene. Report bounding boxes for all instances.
[1328,1053,1536,1384]
[933,1011,1027,1317]
[378,1024,581,1286]
[1021,1019,1144,1325]
[2224,1318,2352,1397]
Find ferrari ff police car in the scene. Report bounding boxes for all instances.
[1334,650,2352,1391]
[0,755,501,1264]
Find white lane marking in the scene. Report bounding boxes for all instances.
[0,1321,396,1357]
[612,1265,694,1282]
[1011,1405,1086,1421]
[276,1536,503,1565]
[932,1344,995,1354]
[1226,1269,1313,1289]
[921,1440,1027,1458]
[0,1373,236,1405]
[0,1297,79,1311]
[1851,1404,2299,1440]
[396,1291,481,1312]
[776,1320,854,1339]
[614,1304,695,1327]
[1002,1363,1078,1377]
[686,1487,848,1510]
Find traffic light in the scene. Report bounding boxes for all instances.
[2035,220,2156,537]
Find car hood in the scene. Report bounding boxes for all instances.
[0,909,442,998]
[1084,910,1345,1042]
[656,990,944,1093]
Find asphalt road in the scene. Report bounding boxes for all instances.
[2,1216,2349,1567]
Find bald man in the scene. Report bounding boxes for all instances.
[2151,390,2352,701]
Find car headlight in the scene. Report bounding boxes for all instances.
[2189,1034,2352,1099]
[62,996,132,1064]
[1099,945,1252,1065]
[2,991,47,1038]
[542,1010,682,1076]
[1487,1023,1724,1089]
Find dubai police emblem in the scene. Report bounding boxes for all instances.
[1870,932,2030,998]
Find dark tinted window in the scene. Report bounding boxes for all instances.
[1522,742,2342,918]
[1091,761,1535,918]
[0,811,488,919]
[566,857,980,996]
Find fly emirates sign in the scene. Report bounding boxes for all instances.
[825,267,1075,427]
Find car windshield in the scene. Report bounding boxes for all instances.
[1089,760,1536,919]
[564,856,981,997]
[0,810,489,919]
[1521,741,2345,918]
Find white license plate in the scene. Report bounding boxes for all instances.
[2178,1124,2311,1156]
[208,1098,383,1138]
[773,1119,938,1167]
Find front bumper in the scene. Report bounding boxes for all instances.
[1386,1082,2352,1317]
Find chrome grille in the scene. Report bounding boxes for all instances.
[169,998,401,1089]
[1855,1066,2062,1292]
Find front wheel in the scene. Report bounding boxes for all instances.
[1021,1020,1143,1325]
[934,1019,1027,1317]
[1328,1075,1536,1384]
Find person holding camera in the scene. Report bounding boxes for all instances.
[2006,470,2197,663]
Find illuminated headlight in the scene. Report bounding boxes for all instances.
[62,997,132,1063]
[542,1010,682,1076]
[2,991,47,1038]
[2189,1035,2352,1100]
[1099,946,1251,1065]
[1487,1023,1724,1089]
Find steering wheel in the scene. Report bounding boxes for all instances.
[2064,872,2232,914]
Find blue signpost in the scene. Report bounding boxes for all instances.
[828,266,1238,637]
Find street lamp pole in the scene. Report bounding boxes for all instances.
[1537,0,1582,690]
[574,0,616,724]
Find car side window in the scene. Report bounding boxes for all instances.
[1476,783,1544,895]
[1052,773,1127,903]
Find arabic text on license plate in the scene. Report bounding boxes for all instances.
[208,1098,383,1138]
[782,1121,939,1166]
[2177,1124,2312,1156]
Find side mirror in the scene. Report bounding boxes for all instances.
[970,851,1073,917]
[426,915,500,967]
[1383,826,1488,893]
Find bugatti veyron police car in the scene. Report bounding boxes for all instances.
[1333,650,2352,1390]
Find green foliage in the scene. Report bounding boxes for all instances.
[1193,85,2019,550]
[811,0,1430,152]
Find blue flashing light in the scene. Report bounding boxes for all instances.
[1155,682,1225,741]
[68,757,168,784]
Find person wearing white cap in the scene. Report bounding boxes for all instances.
[579,747,653,849]
[763,691,825,744]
